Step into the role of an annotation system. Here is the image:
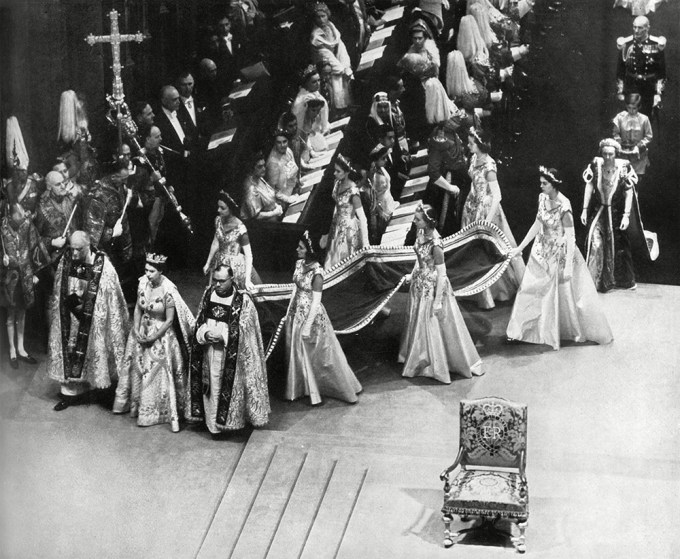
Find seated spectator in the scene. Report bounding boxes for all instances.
[241,152,285,222]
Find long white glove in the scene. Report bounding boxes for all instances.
[433,263,447,316]
[355,206,370,248]
[302,290,321,338]
[243,243,255,290]
[487,179,502,222]
[563,226,575,282]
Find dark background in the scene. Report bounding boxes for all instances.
[1,0,678,284]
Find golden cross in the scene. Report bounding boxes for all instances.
[85,10,145,104]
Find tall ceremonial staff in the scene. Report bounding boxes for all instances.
[85,10,193,236]
[85,10,145,146]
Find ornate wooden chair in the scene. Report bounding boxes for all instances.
[440,397,528,553]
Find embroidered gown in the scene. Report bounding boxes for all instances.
[507,193,614,350]
[462,154,524,308]
[399,230,483,382]
[324,181,363,270]
[583,158,641,292]
[210,217,261,287]
[285,260,362,404]
[114,276,195,430]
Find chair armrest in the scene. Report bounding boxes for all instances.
[440,447,464,482]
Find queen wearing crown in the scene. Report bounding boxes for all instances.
[113,252,195,432]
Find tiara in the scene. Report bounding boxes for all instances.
[416,201,436,225]
[219,190,240,209]
[302,230,316,254]
[538,166,562,185]
[469,126,484,146]
[370,143,387,155]
[409,18,430,35]
[300,64,318,84]
[599,138,621,152]
[145,252,168,265]
[312,1,329,14]
[336,153,354,172]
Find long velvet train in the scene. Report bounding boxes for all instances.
[249,221,514,359]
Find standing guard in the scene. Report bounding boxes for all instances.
[616,16,666,117]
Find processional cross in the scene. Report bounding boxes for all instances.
[85,10,146,142]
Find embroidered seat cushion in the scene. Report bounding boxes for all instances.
[443,470,528,519]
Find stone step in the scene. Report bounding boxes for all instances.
[299,459,369,559]
[231,445,308,559]
[196,441,278,559]
[265,449,337,559]
[258,428,457,464]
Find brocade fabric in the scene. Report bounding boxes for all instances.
[47,254,130,388]
[285,260,361,404]
[324,181,363,270]
[507,193,614,349]
[210,217,260,288]
[462,154,524,308]
[113,276,195,429]
[398,230,483,382]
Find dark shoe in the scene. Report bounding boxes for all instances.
[53,392,90,411]
[9,356,18,369]
[54,397,73,411]
[18,353,38,364]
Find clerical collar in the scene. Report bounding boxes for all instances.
[214,285,234,298]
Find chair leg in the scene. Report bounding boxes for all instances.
[442,514,455,548]
[511,519,528,554]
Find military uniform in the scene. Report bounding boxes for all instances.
[616,34,666,116]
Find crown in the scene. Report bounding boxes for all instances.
[538,165,562,185]
[482,402,503,418]
[145,252,168,266]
